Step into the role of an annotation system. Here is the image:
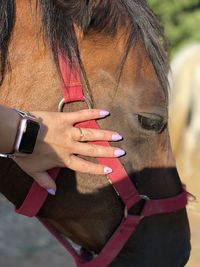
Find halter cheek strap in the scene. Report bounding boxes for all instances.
[15,52,188,267]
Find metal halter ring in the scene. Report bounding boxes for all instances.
[140,194,150,201]
[58,96,93,112]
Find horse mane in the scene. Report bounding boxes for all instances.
[0,1,15,86]
[0,0,169,97]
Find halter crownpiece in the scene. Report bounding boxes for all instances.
[15,51,189,267]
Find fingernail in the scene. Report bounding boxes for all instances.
[47,189,56,196]
[112,134,123,141]
[114,149,126,157]
[104,167,113,174]
[99,110,110,117]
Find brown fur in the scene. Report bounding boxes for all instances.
[0,1,190,266]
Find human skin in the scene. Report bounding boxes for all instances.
[0,105,125,194]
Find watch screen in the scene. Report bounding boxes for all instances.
[19,120,40,154]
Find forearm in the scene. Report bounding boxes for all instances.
[0,105,21,153]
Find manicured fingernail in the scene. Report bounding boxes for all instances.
[112,134,123,141]
[47,189,56,196]
[104,167,113,174]
[100,110,110,117]
[114,149,126,157]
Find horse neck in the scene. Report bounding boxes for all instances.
[0,0,62,109]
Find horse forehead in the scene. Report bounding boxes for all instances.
[79,34,166,109]
[116,61,167,111]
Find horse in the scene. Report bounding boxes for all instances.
[0,1,191,266]
[169,43,200,179]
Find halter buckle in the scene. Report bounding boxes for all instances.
[140,194,150,201]
[126,194,150,220]
[139,195,150,219]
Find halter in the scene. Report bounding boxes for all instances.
[15,52,188,267]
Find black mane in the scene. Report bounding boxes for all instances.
[0,0,169,96]
[0,1,15,85]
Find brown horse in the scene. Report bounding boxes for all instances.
[0,1,191,266]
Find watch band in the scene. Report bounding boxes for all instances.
[0,109,40,158]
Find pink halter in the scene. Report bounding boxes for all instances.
[16,52,188,267]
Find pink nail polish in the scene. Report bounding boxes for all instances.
[47,189,56,196]
[104,167,113,174]
[112,134,123,141]
[100,110,110,117]
[114,149,126,157]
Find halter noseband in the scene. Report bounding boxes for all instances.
[15,52,188,267]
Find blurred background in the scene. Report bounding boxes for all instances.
[148,0,200,266]
[0,1,200,266]
[148,0,200,55]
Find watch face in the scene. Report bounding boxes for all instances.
[19,120,40,154]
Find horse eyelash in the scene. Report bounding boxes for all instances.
[137,114,166,133]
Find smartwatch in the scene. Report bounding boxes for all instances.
[0,109,40,158]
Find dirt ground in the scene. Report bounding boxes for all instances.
[0,153,199,267]
[0,196,76,267]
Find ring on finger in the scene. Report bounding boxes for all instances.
[79,128,84,140]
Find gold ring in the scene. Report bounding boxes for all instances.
[79,128,84,139]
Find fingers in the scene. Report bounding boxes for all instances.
[71,127,125,158]
[67,109,110,124]
[14,109,125,196]
[72,142,126,158]
[65,155,113,175]
[30,171,57,195]
[72,127,123,142]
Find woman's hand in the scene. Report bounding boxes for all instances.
[13,109,125,195]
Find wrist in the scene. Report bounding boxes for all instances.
[0,107,21,154]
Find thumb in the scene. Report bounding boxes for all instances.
[32,171,57,196]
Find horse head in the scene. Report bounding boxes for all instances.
[0,1,191,266]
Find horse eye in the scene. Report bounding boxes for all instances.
[137,114,166,133]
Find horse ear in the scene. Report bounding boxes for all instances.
[0,0,16,85]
